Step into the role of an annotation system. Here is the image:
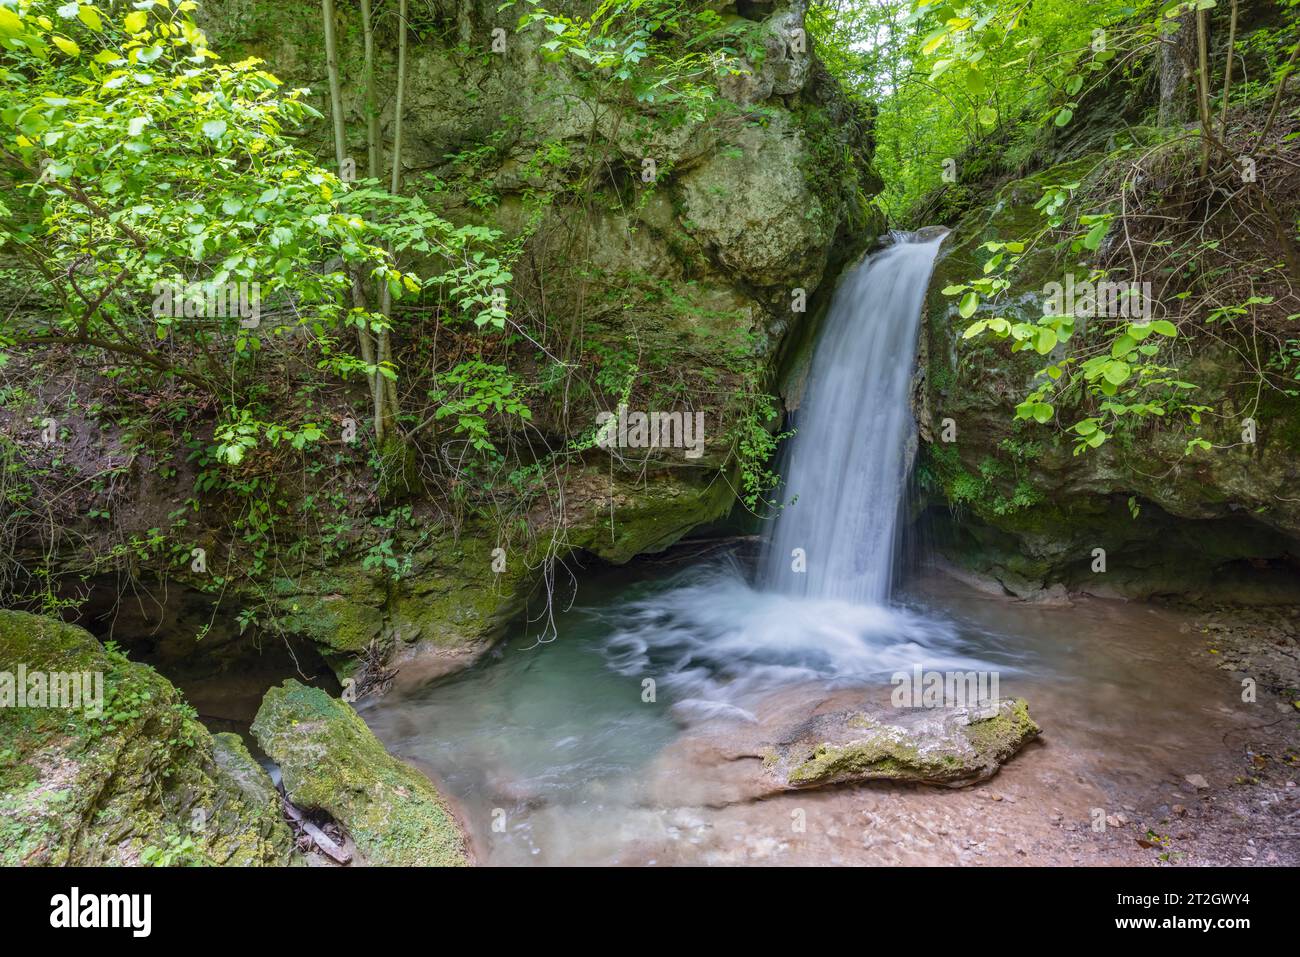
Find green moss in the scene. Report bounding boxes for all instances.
[924,444,1043,519]
[964,698,1040,758]
[1253,388,1300,454]
[0,610,290,866]
[783,699,1039,788]
[252,680,469,866]
[787,733,928,786]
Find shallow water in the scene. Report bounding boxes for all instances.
[363,559,1269,866]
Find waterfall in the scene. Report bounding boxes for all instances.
[761,232,945,605]
[482,232,981,711]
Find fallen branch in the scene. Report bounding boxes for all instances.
[282,798,351,865]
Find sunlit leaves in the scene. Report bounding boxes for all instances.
[0,0,422,470]
[943,205,1205,457]
[75,5,103,32]
[518,0,728,123]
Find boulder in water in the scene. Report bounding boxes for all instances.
[768,698,1041,789]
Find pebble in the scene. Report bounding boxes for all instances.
[1185,774,1210,790]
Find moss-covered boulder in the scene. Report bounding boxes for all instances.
[768,698,1041,789]
[641,690,1040,803]
[251,680,469,866]
[0,610,291,866]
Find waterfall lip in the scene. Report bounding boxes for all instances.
[892,225,950,244]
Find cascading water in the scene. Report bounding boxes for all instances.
[378,232,974,739]
[761,232,946,605]
[574,230,981,714]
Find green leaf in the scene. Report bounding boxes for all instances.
[0,6,24,37]
[77,5,103,31]
[958,291,978,319]
[1082,220,1107,250]
[921,29,947,55]
[1054,107,1073,127]
[52,35,80,55]
[1102,360,1130,386]
[124,9,147,32]
[202,119,227,140]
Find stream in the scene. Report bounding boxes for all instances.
[362,559,1260,865]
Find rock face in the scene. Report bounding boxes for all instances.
[918,150,1300,601]
[171,0,882,678]
[4,4,881,689]
[768,698,1041,789]
[251,680,469,866]
[0,610,291,866]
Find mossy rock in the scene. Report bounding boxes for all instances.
[0,610,291,866]
[251,679,469,866]
[920,143,1300,596]
[769,698,1040,789]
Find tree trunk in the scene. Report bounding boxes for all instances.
[1195,7,1212,174]
[376,0,409,440]
[1158,11,1195,128]
[320,0,349,174]
[1219,0,1239,139]
[361,0,380,181]
[322,0,388,443]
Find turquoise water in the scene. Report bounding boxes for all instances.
[361,556,1030,864]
